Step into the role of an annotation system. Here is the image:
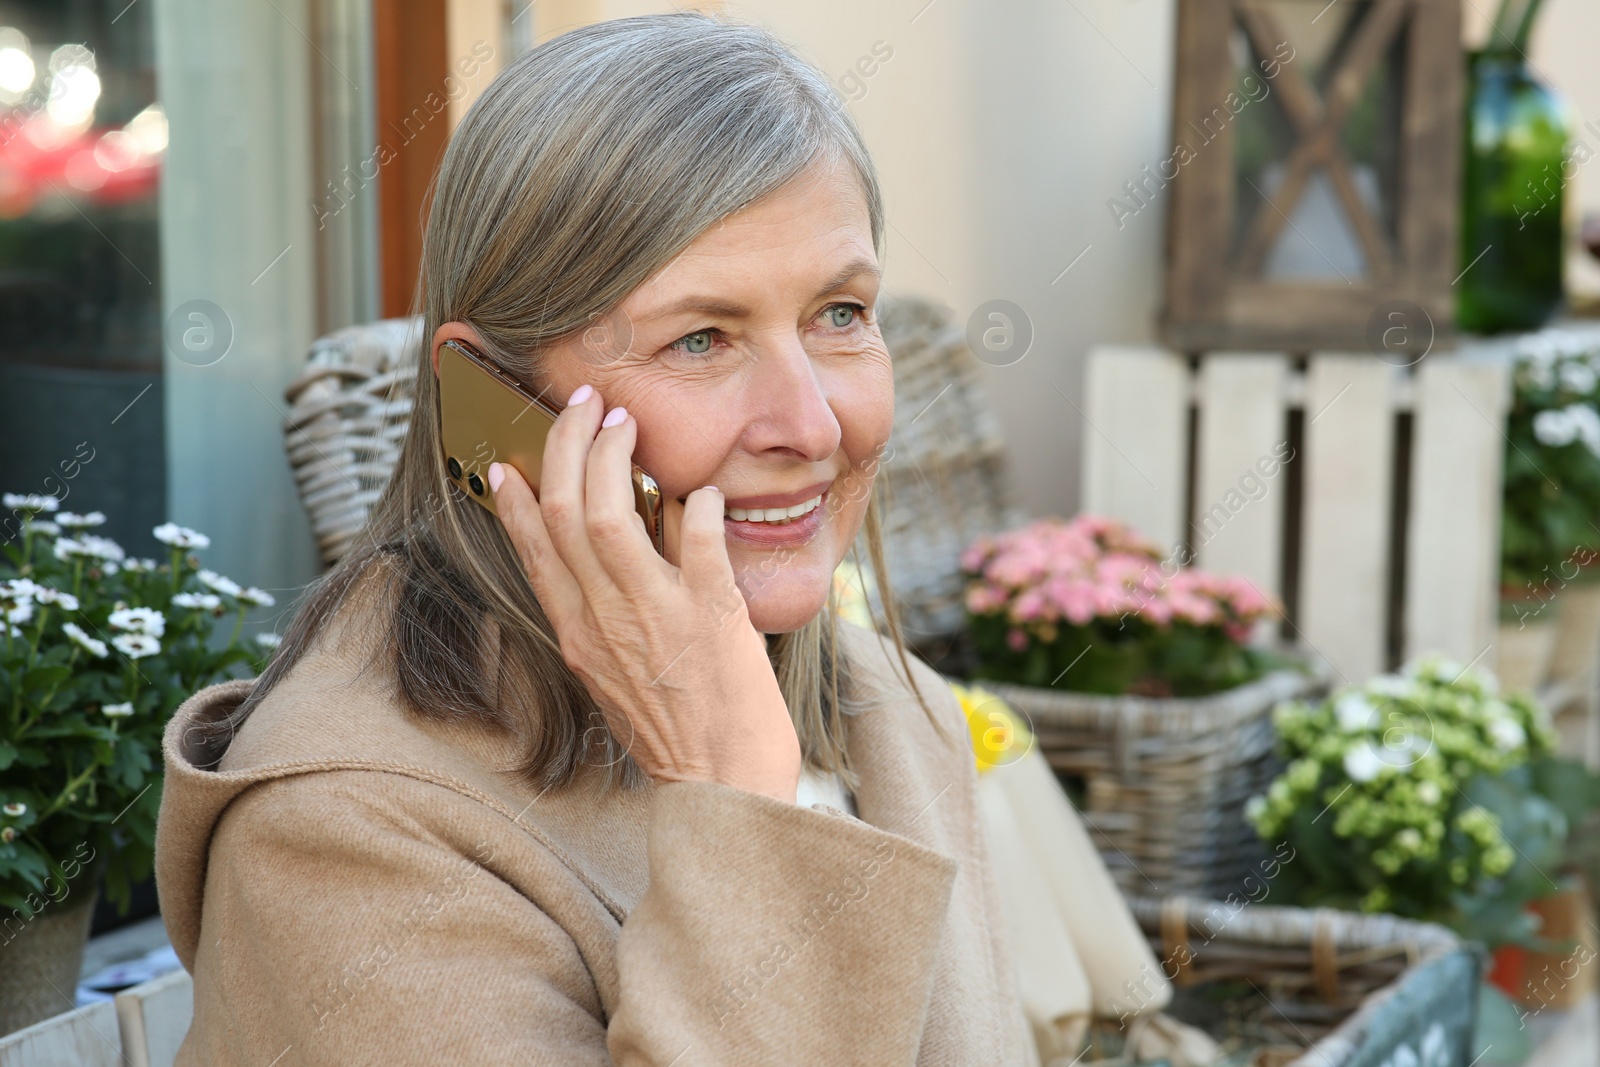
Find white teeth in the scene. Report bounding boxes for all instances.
[726,494,823,523]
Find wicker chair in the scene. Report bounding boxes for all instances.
[280,296,1021,639]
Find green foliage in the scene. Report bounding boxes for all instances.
[1248,656,1600,946]
[0,500,275,919]
[967,611,1290,697]
[1500,331,1600,592]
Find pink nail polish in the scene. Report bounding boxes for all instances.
[601,406,628,428]
[487,463,504,493]
[568,384,594,405]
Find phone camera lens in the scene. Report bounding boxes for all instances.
[447,456,463,480]
[468,472,485,496]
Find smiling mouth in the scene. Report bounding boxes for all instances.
[723,494,823,525]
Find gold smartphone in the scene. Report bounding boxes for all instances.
[437,338,665,556]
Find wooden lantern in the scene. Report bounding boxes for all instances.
[1159,0,1462,352]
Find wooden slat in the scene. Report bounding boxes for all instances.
[0,1001,122,1067]
[1300,355,1396,685]
[1192,354,1288,603]
[115,969,194,1067]
[1080,346,1188,553]
[1404,359,1509,667]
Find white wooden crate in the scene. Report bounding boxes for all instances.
[1081,345,1510,688]
[0,970,193,1067]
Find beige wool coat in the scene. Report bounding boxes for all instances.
[155,579,1039,1065]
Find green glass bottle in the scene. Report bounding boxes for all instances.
[1457,14,1572,333]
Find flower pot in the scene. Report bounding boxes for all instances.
[1484,874,1597,1009]
[980,663,1329,899]
[0,888,98,1037]
[1495,606,1559,695]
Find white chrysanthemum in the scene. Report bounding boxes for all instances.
[1343,740,1384,783]
[255,631,283,649]
[198,570,242,597]
[25,520,59,536]
[108,606,165,637]
[238,587,276,607]
[32,587,79,611]
[3,493,59,512]
[53,534,125,563]
[0,577,39,600]
[121,558,158,573]
[62,622,108,658]
[153,522,211,549]
[102,702,135,718]
[1335,692,1376,732]
[57,511,106,529]
[2,801,25,817]
[112,633,160,659]
[4,600,31,625]
[1534,408,1577,447]
[171,592,222,612]
[1568,404,1600,457]
[1560,360,1598,395]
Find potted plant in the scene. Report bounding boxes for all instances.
[1499,329,1600,706]
[0,493,276,1035]
[958,515,1324,899]
[1246,657,1600,1014]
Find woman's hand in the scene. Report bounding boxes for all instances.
[487,384,801,804]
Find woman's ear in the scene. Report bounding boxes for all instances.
[430,321,491,377]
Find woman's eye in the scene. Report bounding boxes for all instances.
[669,330,714,355]
[824,303,861,328]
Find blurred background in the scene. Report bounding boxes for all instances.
[10,0,1600,1061]
[0,0,1589,601]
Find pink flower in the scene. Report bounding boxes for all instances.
[1006,628,1028,652]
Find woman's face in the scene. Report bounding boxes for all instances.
[444,158,894,634]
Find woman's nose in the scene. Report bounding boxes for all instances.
[743,336,842,462]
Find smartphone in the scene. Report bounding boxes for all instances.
[437,338,665,556]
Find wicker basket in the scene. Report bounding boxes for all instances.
[983,666,1331,900]
[1125,896,1479,1067]
[870,295,1025,639]
[279,300,1024,641]
[282,317,423,566]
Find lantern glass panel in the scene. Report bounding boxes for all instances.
[1227,0,1405,284]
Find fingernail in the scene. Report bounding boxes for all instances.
[568,384,594,406]
[705,485,720,494]
[487,462,504,493]
[601,406,628,429]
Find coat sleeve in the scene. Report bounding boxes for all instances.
[177,770,959,1066]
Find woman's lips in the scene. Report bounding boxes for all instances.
[723,488,828,547]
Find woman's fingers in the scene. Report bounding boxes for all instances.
[536,385,611,595]
[583,407,673,593]
[677,485,740,608]
[488,460,582,629]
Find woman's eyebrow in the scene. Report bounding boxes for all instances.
[641,258,883,322]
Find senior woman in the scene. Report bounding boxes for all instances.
[156,12,1033,1065]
